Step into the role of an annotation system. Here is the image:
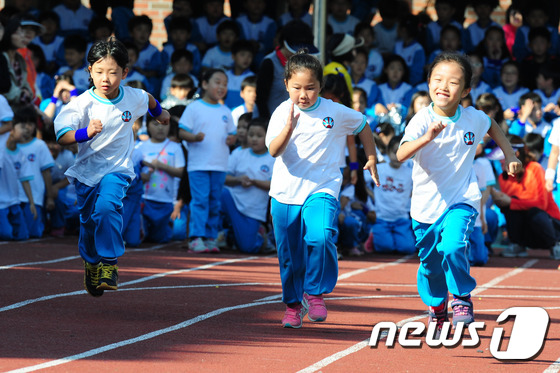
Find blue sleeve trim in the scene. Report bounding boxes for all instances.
[228,131,237,135]
[56,127,73,141]
[179,124,192,132]
[20,176,34,182]
[40,163,55,171]
[353,116,367,135]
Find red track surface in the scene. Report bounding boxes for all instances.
[1,237,559,372]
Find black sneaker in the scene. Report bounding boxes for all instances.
[84,261,104,297]
[97,263,119,291]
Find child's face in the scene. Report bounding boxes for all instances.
[16,121,35,142]
[11,123,25,143]
[529,36,549,57]
[204,1,224,19]
[526,99,543,123]
[350,53,367,77]
[130,24,151,45]
[468,55,483,78]
[509,10,523,27]
[428,61,469,115]
[440,29,460,51]
[47,141,62,159]
[352,91,366,113]
[41,19,58,38]
[89,56,128,99]
[127,48,138,67]
[64,48,85,68]
[435,3,455,23]
[247,124,266,153]
[172,57,193,74]
[10,27,26,49]
[233,50,253,71]
[236,119,249,142]
[244,0,266,18]
[93,26,112,41]
[474,4,493,20]
[500,64,519,89]
[202,71,228,103]
[285,68,321,110]
[413,95,430,113]
[170,86,190,100]
[218,29,237,50]
[329,0,350,19]
[148,120,170,142]
[240,85,257,105]
[536,73,552,91]
[172,0,193,18]
[385,60,405,86]
[21,26,37,46]
[170,28,189,48]
[485,29,503,56]
[526,9,547,28]
[288,0,309,12]
[356,28,374,48]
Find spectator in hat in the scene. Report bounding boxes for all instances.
[324,33,363,98]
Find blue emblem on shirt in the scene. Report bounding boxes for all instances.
[464,132,475,145]
[27,154,36,162]
[222,115,228,123]
[322,117,334,129]
[14,161,21,170]
[122,111,132,122]
[261,165,270,173]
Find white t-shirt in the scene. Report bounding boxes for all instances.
[51,148,75,184]
[178,99,236,172]
[0,144,34,209]
[17,138,55,207]
[548,117,560,183]
[0,95,14,145]
[266,98,367,205]
[137,139,185,203]
[54,86,149,186]
[227,148,275,221]
[401,103,491,223]
[201,46,233,71]
[374,160,413,221]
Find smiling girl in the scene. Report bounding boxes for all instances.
[397,52,521,336]
[54,38,170,297]
[266,50,380,329]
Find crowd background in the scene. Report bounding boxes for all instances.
[1,0,560,260]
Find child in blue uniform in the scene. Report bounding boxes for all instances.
[266,50,380,328]
[397,52,522,334]
[54,38,170,297]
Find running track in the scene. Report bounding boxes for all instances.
[1,237,560,372]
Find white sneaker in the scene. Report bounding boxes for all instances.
[502,243,528,257]
[188,237,210,253]
[204,239,220,253]
[551,243,560,260]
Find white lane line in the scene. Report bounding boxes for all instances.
[0,256,259,313]
[337,255,414,280]
[297,258,540,373]
[0,238,52,246]
[0,243,170,270]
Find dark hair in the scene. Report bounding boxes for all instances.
[13,104,38,125]
[232,39,255,56]
[518,91,542,107]
[379,54,410,84]
[372,122,395,155]
[216,19,240,38]
[322,73,352,108]
[123,41,139,58]
[88,16,114,37]
[326,33,354,63]
[387,135,403,155]
[435,0,456,8]
[528,26,551,43]
[377,0,399,19]
[399,14,421,39]
[0,16,22,51]
[128,15,153,33]
[168,16,192,33]
[171,49,194,64]
[524,132,544,154]
[440,24,462,44]
[238,112,253,125]
[500,59,519,75]
[279,20,314,49]
[354,21,374,38]
[506,134,532,168]
[475,92,503,117]
[475,26,511,60]
[284,50,323,87]
[87,38,129,70]
[199,68,226,94]
[27,43,47,72]
[427,52,472,90]
[241,75,257,90]
[504,5,521,25]
[38,10,60,28]
[538,61,560,88]
[171,73,194,89]
[248,117,268,132]
[63,34,87,54]
[471,0,499,9]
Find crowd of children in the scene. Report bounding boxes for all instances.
[1,0,560,326]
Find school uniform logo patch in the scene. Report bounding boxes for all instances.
[27,154,36,162]
[260,165,270,173]
[222,115,228,123]
[322,117,334,129]
[121,111,132,122]
[14,161,21,170]
[464,132,475,145]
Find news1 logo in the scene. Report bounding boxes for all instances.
[369,307,550,360]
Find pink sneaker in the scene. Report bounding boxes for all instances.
[282,303,308,328]
[303,293,327,322]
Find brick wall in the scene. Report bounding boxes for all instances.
[132,0,173,49]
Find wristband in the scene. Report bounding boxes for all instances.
[545,168,556,181]
[349,162,359,171]
[50,96,58,104]
[148,99,162,117]
[70,89,78,97]
[75,128,92,143]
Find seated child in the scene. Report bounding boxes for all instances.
[121,42,152,94]
[55,35,89,93]
[138,117,185,243]
[225,40,256,109]
[231,76,257,126]
[162,16,201,77]
[160,49,199,101]
[201,19,240,72]
[371,135,415,254]
[161,73,195,110]
[221,117,275,253]
[509,92,551,139]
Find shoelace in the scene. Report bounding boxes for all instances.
[306,296,326,309]
[100,264,115,279]
[86,264,101,285]
[453,304,471,317]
